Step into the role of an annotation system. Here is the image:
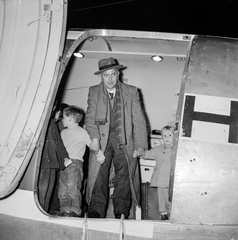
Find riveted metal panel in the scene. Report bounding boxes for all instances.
[171,36,238,224]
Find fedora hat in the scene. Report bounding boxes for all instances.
[94,57,124,75]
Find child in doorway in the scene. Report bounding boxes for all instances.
[134,125,174,220]
[58,105,105,217]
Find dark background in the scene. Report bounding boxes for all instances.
[67,0,238,38]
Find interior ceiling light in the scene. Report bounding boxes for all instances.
[73,36,112,58]
[74,52,84,58]
[151,55,163,62]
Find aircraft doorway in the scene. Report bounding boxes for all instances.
[36,29,191,220]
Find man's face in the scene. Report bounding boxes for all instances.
[101,69,118,90]
[162,129,174,145]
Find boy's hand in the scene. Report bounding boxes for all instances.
[64,158,72,167]
[90,138,100,154]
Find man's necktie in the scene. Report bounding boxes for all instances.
[109,92,114,100]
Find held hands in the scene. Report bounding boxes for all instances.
[133,148,145,158]
[95,150,105,165]
[89,138,105,164]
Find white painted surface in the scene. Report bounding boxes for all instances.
[194,95,231,116]
[0,189,155,238]
[192,121,229,144]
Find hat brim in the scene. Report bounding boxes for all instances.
[94,65,124,75]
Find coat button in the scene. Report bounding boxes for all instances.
[102,133,105,137]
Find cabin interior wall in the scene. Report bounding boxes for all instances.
[61,57,186,132]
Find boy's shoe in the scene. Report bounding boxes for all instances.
[59,211,70,217]
[160,214,169,220]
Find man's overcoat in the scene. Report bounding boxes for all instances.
[85,81,148,207]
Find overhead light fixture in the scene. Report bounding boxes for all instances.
[151,55,163,62]
[73,52,84,58]
[73,36,112,58]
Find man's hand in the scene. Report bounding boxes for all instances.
[90,138,100,154]
[133,150,139,158]
[137,148,145,157]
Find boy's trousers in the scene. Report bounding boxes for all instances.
[58,159,83,215]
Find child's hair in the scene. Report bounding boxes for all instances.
[161,125,174,133]
[63,105,84,123]
[53,103,69,119]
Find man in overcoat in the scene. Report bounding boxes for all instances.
[85,57,148,219]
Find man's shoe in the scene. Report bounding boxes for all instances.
[87,210,100,218]
[160,214,169,220]
[115,211,125,219]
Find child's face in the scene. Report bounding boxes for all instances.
[62,113,71,128]
[162,129,174,145]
